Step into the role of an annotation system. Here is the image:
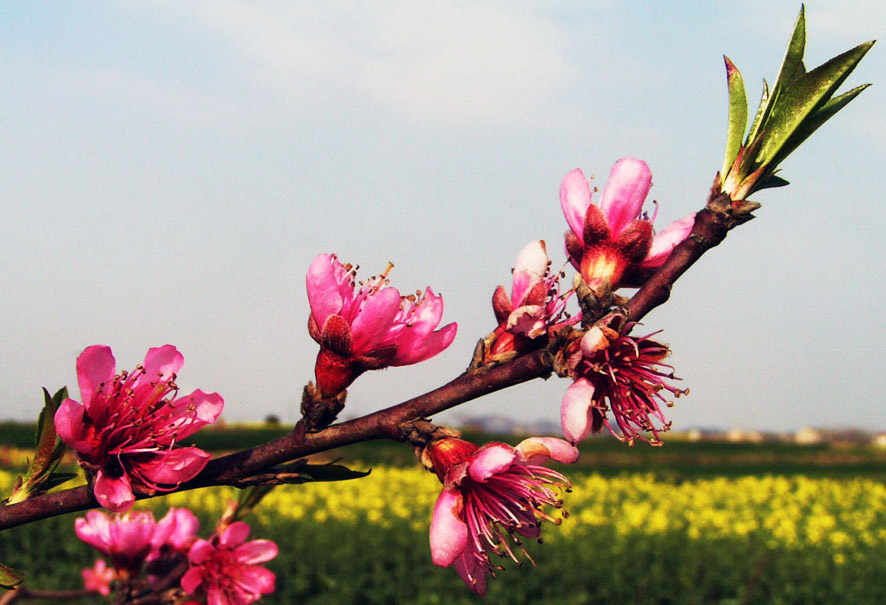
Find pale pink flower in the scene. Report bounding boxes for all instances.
[55,345,224,512]
[307,253,457,397]
[560,326,688,445]
[491,241,575,347]
[181,521,278,605]
[75,510,156,574]
[560,159,696,291]
[82,558,116,596]
[427,437,578,595]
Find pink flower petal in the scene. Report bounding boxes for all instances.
[349,286,401,355]
[219,521,251,549]
[306,253,348,330]
[142,345,184,382]
[468,443,516,482]
[93,469,135,513]
[233,565,276,595]
[180,566,204,594]
[560,169,592,241]
[453,549,487,596]
[599,158,652,238]
[76,345,116,415]
[207,587,226,605]
[54,398,91,452]
[430,489,468,567]
[75,511,112,553]
[153,508,200,551]
[640,212,697,268]
[560,378,596,444]
[510,240,548,306]
[233,540,279,565]
[506,304,547,338]
[160,390,225,442]
[133,447,210,486]
[515,437,579,465]
[188,539,214,565]
[394,320,457,366]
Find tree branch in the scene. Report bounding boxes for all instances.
[0,348,552,530]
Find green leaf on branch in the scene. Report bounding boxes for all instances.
[295,460,372,483]
[719,5,874,201]
[0,560,24,589]
[5,387,73,505]
[720,56,748,178]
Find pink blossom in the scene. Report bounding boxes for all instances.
[307,253,457,397]
[560,159,695,292]
[490,241,575,351]
[560,326,688,445]
[427,437,577,595]
[55,345,224,512]
[75,510,156,574]
[82,558,116,596]
[181,521,278,605]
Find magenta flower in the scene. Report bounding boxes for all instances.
[427,436,578,595]
[307,253,457,397]
[151,507,200,554]
[55,345,224,512]
[491,240,574,342]
[560,158,696,292]
[560,325,688,445]
[75,510,156,575]
[82,558,116,596]
[181,521,278,605]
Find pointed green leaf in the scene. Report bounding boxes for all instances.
[39,472,78,492]
[772,5,807,89]
[769,83,872,171]
[721,56,748,178]
[757,40,874,166]
[32,389,61,474]
[755,175,791,191]
[297,462,371,482]
[0,561,24,589]
[745,79,771,148]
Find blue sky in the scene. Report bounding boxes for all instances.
[1,1,883,433]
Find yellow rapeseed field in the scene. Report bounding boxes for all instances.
[3,468,885,566]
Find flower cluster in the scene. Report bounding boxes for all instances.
[307,253,457,397]
[561,325,687,445]
[426,436,578,595]
[560,158,695,294]
[56,345,223,512]
[76,507,198,585]
[76,507,277,604]
[487,240,575,358]
[181,520,278,605]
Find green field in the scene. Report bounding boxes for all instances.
[2,424,886,604]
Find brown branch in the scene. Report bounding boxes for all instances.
[0,183,750,533]
[624,189,747,323]
[0,348,552,530]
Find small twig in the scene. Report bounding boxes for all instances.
[0,587,92,604]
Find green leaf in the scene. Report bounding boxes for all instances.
[744,79,771,149]
[756,39,874,167]
[720,56,748,178]
[32,389,61,473]
[0,560,24,589]
[770,83,872,171]
[296,461,371,483]
[772,4,807,90]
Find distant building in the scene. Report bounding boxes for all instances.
[794,427,822,445]
[725,428,764,443]
[872,433,886,449]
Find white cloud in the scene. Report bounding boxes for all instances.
[123,1,575,126]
